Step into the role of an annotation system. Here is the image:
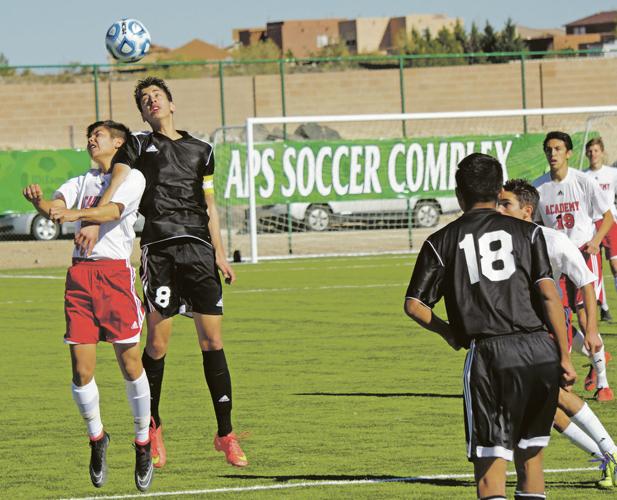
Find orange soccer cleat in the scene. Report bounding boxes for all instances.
[595,387,615,402]
[149,418,166,468]
[214,432,248,467]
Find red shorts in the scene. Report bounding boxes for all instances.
[559,249,603,308]
[595,218,617,260]
[64,259,144,344]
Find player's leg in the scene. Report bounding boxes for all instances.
[553,407,602,458]
[65,262,110,487]
[143,311,173,468]
[194,313,247,467]
[140,243,179,468]
[114,342,154,492]
[514,447,546,499]
[473,457,507,499]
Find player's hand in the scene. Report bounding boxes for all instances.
[583,240,600,255]
[23,184,43,204]
[217,256,236,285]
[49,207,79,224]
[74,224,100,257]
[560,359,577,391]
[584,329,603,354]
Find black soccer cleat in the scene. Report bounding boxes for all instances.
[89,432,110,488]
[601,308,613,322]
[134,440,154,492]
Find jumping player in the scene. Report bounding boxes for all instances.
[405,153,575,500]
[22,121,153,492]
[93,77,246,468]
[499,179,617,489]
[533,131,614,401]
[583,137,617,322]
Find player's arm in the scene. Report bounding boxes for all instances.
[585,209,612,255]
[49,203,124,224]
[404,298,460,351]
[531,228,576,387]
[578,283,602,353]
[98,163,131,206]
[22,184,66,216]
[536,278,576,388]
[205,189,235,285]
[404,240,461,350]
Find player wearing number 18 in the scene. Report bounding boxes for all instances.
[405,153,575,500]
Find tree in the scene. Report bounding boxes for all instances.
[496,18,526,58]
[481,22,499,55]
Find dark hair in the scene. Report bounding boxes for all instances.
[586,137,605,151]
[503,178,540,218]
[543,131,573,151]
[134,76,173,111]
[455,153,503,206]
[86,120,130,141]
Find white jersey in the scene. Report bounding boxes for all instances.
[533,167,611,248]
[540,225,595,288]
[583,165,617,220]
[54,168,146,260]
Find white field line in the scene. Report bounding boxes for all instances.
[0,273,64,279]
[58,466,598,500]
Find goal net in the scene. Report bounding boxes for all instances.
[211,106,617,263]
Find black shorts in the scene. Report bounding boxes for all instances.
[140,238,223,317]
[463,332,560,462]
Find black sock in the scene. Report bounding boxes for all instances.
[142,350,165,427]
[202,349,232,437]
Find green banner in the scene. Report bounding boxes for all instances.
[215,132,587,205]
[0,132,588,214]
[0,150,90,214]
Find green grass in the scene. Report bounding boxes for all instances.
[1,254,617,499]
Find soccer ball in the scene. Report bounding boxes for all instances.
[105,18,151,63]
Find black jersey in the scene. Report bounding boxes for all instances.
[406,208,553,349]
[112,130,214,247]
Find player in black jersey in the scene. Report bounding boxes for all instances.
[405,153,575,500]
[97,77,247,468]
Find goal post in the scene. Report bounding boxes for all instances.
[212,105,617,263]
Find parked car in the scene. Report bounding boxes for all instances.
[0,211,145,241]
[250,196,460,232]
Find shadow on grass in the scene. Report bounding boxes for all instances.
[222,473,473,487]
[294,392,462,399]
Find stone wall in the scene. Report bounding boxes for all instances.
[1,57,616,150]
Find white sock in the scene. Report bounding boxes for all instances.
[572,328,590,357]
[125,370,151,443]
[561,422,603,458]
[570,403,617,455]
[593,345,609,389]
[72,378,103,439]
[601,302,609,312]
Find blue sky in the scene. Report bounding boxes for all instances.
[2,0,615,65]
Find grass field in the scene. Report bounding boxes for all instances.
[2,253,617,499]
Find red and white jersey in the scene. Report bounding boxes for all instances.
[540,225,595,288]
[583,165,617,220]
[54,168,146,260]
[533,167,611,248]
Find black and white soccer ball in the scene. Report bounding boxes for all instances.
[105,18,151,63]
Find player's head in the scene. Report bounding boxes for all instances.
[585,137,605,169]
[498,178,538,222]
[134,76,175,123]
[455,153,503,211]
[86,120,130,168]
[543,131,573,171]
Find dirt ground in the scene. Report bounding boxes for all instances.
[0,216,458,270]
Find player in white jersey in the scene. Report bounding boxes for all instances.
[584,137,617,322]
[499,179,617,488]
[533,131,614,402]
[22,121,153,492]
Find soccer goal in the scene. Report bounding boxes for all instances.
[212,105,617,263]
